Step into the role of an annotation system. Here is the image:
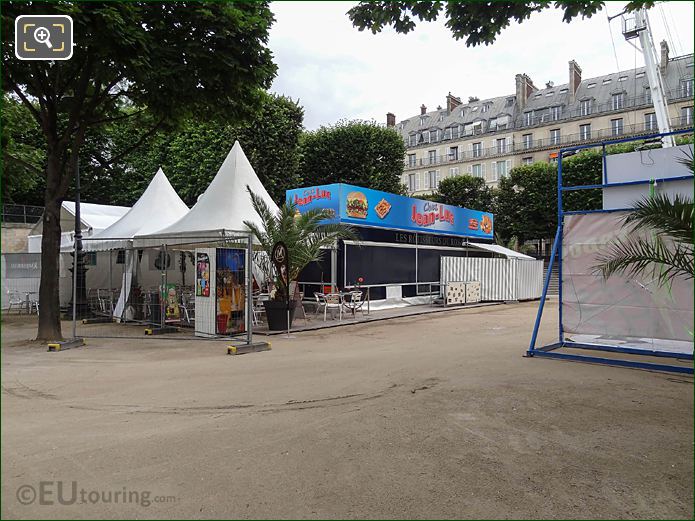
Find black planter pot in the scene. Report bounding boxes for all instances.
[263,300,296,330]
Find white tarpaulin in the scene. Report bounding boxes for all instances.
[84,168,189,251]
[562,212,693,352]
[134,141,278,247]
[27,201,130,253]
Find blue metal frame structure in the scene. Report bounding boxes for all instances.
[526,128,694,375]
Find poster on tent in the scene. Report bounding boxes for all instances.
[161,283,180,321]
[215,248,246,335]
[196,253,210,297]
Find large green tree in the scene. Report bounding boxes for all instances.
[494,162,557,243]
[430,175,493,211]
[348,1,652,46]
[300,120,406,194]
[2,2,277,340]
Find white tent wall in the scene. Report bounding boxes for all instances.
[562,212,693,349]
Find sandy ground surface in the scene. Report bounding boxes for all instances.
[1,302,693,520]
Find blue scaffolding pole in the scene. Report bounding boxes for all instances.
[526,128,694,375]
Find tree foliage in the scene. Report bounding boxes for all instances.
[243,189,356,302]
[300,120,406,194]
[494,162,557,243]
[2,1,277,340]
[349,1,653,46]
[430,175,493,211]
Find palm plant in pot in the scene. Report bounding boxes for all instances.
[244,188,356,330]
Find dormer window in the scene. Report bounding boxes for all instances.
[419,116,426,126]
[587,82,596,89]
[459,108,465,117]
[545,91,554,97]
[488,118,497,131]
[429,129,439,142]
[481,103,490,113]
[471,106,479,112]
[409,134,417,146]
[618,76,628,82]
[636,71,645,78]
[559,88,568,93]
[602,78,612,85]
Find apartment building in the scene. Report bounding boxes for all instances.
[390,43,694,195]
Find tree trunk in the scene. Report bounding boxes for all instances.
[36,156,64,341]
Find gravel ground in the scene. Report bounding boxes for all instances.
[1,301,692,519]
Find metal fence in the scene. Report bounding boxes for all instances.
[66,233,255,343]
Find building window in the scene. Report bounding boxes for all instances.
[428,150,437,165]
[429,129,439,142]
[587,82,596,89]
[550,128,561,146]
[488,118,497,131]
[579,123,591,140]
[443,127,452,140]
[472,142,482,158]
[408,154,417,167]
[681,78,693,98]
[580,99,591,116]
[409,134,417,147]
[682,106,693,125]
[602,78,612,85]
[636,71,645,79]
[611,118,624,136]
[618,75,628,82]
[524,111,533,126]
[644,112,657,132]
[449,167,459,177]
[449,146,459,161]
[550,106,561,121]
[471,164,482,178]
[408,173,417,192]
[427,170,439,190]
[644,87,652,104]
[496,138,506,154]
[116,250,126,264]
[419,116,426,126]
[612,92,625,110]
[522,157,533,165]
[481,103,490,113]
[522,133,533,149]
[492,160,508,181]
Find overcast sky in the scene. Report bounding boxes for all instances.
[268,1,694,130]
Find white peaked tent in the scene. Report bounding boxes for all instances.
[82,168,189,319]
[84,168,189,252]
[134,141,279,246]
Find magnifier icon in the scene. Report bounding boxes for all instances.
[33,26,52,49]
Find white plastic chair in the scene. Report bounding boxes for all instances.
[323,293,343,321]
[344,290,365,317]
[6,290,24,314]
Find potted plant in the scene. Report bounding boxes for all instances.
[244,188,356,330]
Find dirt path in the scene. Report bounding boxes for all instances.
[1,302,692,519]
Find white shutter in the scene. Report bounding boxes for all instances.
[506,159,512,175]
[415,173,420,191]
[467,165,472,174]
[436,170,441,187]
[423,171,429,189]
[491,161,498,181]
[506,137,512,152]
[481,163,486,179]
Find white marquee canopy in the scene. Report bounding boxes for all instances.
[83,168,189,251]
[134,141,278,246]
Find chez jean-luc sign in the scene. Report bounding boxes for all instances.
[286,183,494,240]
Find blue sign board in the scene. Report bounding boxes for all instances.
[286,183,494,239]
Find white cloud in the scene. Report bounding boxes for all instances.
[268,1,694,129]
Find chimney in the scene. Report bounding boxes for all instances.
[568,60,582,100]
[420,104,427,115]
[515,73,537,110]
[386,112,396,127]
[660,40,669,72]
[446,92,462,113]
